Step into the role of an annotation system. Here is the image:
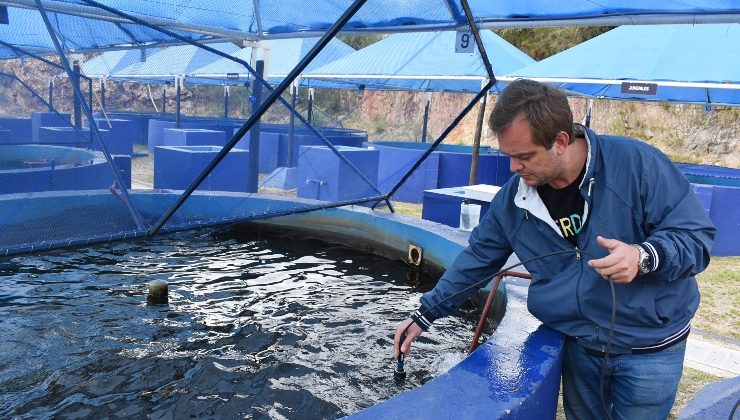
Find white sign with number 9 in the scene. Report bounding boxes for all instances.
[455,31,475,53]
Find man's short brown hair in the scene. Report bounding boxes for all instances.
[489,79,574,148]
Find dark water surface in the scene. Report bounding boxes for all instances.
[0,227,476,419]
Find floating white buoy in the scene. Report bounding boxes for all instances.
[146,279,168,306]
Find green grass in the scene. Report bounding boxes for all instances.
[389,201,423,219]
[131,144,153,188]
[694,256,740,339]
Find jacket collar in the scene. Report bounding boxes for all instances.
[513,124,597,233]
[578,124,598,193]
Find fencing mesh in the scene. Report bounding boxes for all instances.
[0,1,493,256]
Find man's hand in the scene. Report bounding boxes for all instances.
[587,236,640,284]
[394,318,424,359]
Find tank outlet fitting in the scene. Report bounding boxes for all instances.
[407,244,423,266]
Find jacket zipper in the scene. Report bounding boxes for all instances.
[588,178,595,196]
[575,178,595,320]
[574,244,584,318]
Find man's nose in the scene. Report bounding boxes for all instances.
[510,158,523,173]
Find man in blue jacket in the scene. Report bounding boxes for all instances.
[393,79,715,419]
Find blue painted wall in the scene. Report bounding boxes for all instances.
[99,112,171,145]
[365,141,513,204]
[422,186,492,228]
[163,128,225,148]
[31,112,71,143]
[676,163,740,187]
[88,118,136,155]
[371,144,440,203]
[297,146,379,202]
[153,145,249,192]
[707,185,740,256]
[38,126,102,147]
[147,119,177,153]
[0,117,32,143]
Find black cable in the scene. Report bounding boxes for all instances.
[397,250,588,346]
[600,269,616,420]
[397,248,617,420]
[417,249,600,322]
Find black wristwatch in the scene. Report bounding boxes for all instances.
[633,244,652,275]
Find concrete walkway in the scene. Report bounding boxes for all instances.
[685,332,740,378]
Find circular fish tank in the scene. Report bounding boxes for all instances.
[0,190,564,418]
[0,145,111,194]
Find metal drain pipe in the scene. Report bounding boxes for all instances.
[407,244,423,266]
[468,271,532,354]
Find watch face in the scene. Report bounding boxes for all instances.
[640,258,651,274]
[639,249,651,274]
[635,244,651,274]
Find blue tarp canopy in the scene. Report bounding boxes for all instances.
[190,37,355,88]
[0,5,211,58]
[502,24,740,106]
[80,47,161,78]
[2,1,740,57]
[303,31,534,92]
[107,42,241,85]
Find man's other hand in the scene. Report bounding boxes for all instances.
[587,235,640,284]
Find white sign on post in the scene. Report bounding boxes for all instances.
[455,31,475,53]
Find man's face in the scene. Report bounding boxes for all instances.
[497,114,562,187]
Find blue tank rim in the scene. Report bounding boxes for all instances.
[0,144,105,173]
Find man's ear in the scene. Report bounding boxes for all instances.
[553,131,571,155]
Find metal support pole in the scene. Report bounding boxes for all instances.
[287,82,296,167]
[34,0,144,231]
[421,91,431,143]
[48,77,54,111]
[100,78,106,111]
[469,92,487,186]
[161,86,166,114]
[247,60,264,193]
[224,85,229,118]
[72,60,82,129]
[88,77,93,114]
[175,77,181,127]
[307,88,314,124]
[585,98,593,127]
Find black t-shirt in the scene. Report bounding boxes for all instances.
[537,163,586,246]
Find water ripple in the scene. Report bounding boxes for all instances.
[0,227,475,419]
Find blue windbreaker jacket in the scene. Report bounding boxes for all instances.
[418,126,715,350]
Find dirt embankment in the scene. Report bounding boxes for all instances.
[340,90,739,168]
